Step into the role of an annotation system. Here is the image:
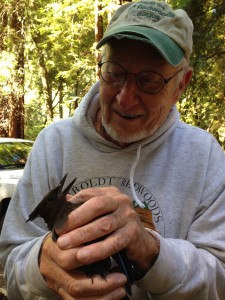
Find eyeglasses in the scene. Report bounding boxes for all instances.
[98,61,183,94]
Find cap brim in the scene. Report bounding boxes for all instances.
[96,25,184,66]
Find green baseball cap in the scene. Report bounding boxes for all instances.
[96,0,193,66]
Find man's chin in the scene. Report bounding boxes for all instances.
[103,122,150,145]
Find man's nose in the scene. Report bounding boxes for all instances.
[116,75,140,109]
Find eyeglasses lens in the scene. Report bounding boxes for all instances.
[100,62,165,94]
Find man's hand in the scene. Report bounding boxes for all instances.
[39,186,159,299]
[56,186,159,274]
[39,233,128,299]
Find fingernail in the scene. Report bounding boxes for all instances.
[57,235,70,248]
[114,287,126,298]
[109,273,127,285]
[117,274,127,285]
[77,248,90,261]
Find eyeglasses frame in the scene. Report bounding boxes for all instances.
[98,61,183,94]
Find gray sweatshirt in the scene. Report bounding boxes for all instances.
[0,81,225,300]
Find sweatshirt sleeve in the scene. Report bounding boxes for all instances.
[136,139,225,299]
[4,235,57,300]
[0,186,57,299]
[137,235,225,299]
[0,129,63,299]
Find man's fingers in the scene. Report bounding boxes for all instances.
[71,186,122,202]
[58,286,126,300]
[57,189,133,248]
[50,271,127,299]
[67,272,127,298]
[57,287,75,300]
[40,234,128,299]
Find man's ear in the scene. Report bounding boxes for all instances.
[180,67,193,92]
[97,66,101,79]
[173,67,193,104]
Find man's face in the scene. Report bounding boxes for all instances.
[99,39,184,145]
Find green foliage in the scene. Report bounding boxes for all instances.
[175,0,225,147]
[0,141,32,165]
[166,0,225,147]
[1,0,225,148]
[25,0,97,121]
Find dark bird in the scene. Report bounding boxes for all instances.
[26,174,135,297]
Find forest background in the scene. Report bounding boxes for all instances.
[0,0,225,147]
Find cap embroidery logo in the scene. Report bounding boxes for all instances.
[127,2,175,22]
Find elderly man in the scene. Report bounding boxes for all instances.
[1,1,225,299]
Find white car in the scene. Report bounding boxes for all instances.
[0,138,33,229]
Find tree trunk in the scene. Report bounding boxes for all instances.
[32,34,54,120]
[95,0,104,66]
[8,94,24,138]
[8,11,25,138]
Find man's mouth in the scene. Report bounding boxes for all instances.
[119,113,142,119]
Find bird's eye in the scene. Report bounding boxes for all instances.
[48,195,55,201]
